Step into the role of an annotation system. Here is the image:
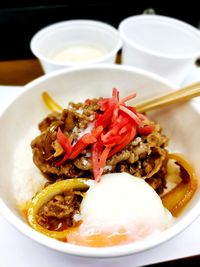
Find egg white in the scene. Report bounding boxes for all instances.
[67,173,174,247]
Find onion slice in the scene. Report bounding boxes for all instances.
[42,92,62,112]
[161,153,198,216]
[27,178,90,240]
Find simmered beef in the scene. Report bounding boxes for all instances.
[37,191,82,231]
[31,98,168,194]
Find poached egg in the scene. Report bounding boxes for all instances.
[67,173,174,247]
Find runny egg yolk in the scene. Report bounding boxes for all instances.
[67,173,174,247]
[67,224,157,247]
[68,227,130,247]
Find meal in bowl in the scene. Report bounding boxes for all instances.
[22,88,197,247]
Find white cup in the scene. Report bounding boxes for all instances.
[119,15,200,84]
[30,20,122,73]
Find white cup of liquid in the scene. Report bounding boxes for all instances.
[30,20,122,73]
[119,15,200,85]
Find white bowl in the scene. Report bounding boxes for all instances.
[0,65,200,258]
[30,20,122,73]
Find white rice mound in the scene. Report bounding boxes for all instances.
[12,127,47,205]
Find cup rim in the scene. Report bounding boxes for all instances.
[30,19,122,66]
[118,14,200,60]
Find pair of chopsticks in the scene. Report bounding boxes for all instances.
[134,81,200,113]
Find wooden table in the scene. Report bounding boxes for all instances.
[0,59,44,86]
[0,55,123,86]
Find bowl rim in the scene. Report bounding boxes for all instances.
[30,19,122,67]
[1,64,200,258]
[14,64,178,93]
[118,14,200,60]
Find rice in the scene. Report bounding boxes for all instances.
[12,127,46,205]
